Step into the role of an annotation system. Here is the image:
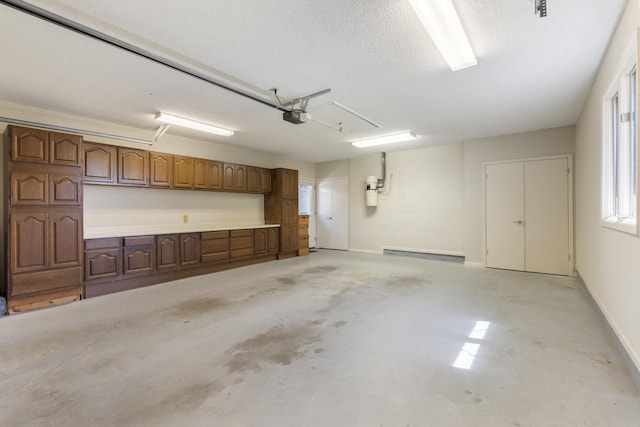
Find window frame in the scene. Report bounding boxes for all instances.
[602,35,638,235]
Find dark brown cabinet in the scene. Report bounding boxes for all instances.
[261,168,272,193]
[157,234,179,270]
[123,236,155,275]
[201,231,229,263]
[84,142,117,184]
[255,228,267,255]
[180,233,200,266]
[85,238,122,281]
[150,152,173,188]
[264,168,299,258]
[4,125,84,311]
[118,147,148,186]
[268,227,280,253]
[230,229,254,259]
[174,156,193,188]
[247,166,261,193]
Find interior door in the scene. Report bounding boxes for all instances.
[485,162,525,271]
[524,158,570,275]
[318,177,349,250]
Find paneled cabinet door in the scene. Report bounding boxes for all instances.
[50,209,82,269]
[124,246,155,275]
[11,210,47,273]
[261,168,272,193]
[281,225,298,253]
[234,165,247,191]
[254,228,267,254]
[282,169,298,198]
[10,126,48,164]
[11,171,47,205]
[84,142,117,184]
[118,148,148,186]
[282,199,299,224]
[150,152,173,187]
[180,233,200,266]
[247,166,261,193]
[193,159,209,189]
[209,161,223,190]
[50,174,82,206]
[174,156,194,188]
[268,227,279,253]
[157,234,179,269]
[85,249,122,280]
[223,163,236,190]
[49,132,82,166]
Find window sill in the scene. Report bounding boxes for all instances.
[601,217,638,236]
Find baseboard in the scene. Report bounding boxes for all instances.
[381,246,465,257]
[348,248,383,255]
[464,261,484,268]
[576,271,640,392]
[382,248,464,263]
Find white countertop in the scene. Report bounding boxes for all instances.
[84,223,280,239]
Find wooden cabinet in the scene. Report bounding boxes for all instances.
[208,160,223,190]
[149,152,173,188]
[193,159,209,189]
[223,163,246,191]
[255,228,267,255]
[180,233,200,266]
[157,234,179,270]
[123,236,155,275]
[247,166,261,193]
[268,227,280,253]
[299,215,310,256]
[201,231,229,263]
[230,229,254,259]
[118,147,148,186]
[264,168,299,258]
[4,126,84,311]
[85,238,122,281]
[174,156,193,188]
[261,168,272,193]
[84,142,117,184]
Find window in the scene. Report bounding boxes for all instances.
[602,38,638,235]
[298,184,313,214]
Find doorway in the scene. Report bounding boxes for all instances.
[484,156,573,275]
[318,177,349,250]
[298,178,317,248]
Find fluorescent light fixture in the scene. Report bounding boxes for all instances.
[407,0,477,71]
[352,132,417,148]
[154,112,234,136]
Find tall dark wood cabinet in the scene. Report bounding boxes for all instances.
[264,168,299,258]
[4,126,84,312]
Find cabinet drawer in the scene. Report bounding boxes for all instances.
[299,235,309,248]
[201,231,229,240]
[124,236,155,246]
[298,215,309,226]
[10,267,82,297]
[85,238,121,250]
[202,238,229,253]
[230,229,253,238]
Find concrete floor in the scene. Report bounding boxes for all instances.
[1,250,640,426]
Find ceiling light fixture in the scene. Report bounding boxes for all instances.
[154,112,234,136]
[407,0,477,71]
[352,132,417,148]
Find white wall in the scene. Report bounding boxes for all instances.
[575,0,640,371]
[348,144,464,255]
[463,126,575,265]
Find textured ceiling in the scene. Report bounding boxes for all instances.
[0,0,629,162]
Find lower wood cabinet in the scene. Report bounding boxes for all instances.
[123,236,155,275]
[84,238,122,281]
[157,234,179,270]
[230,229,254,259]
[180,233,200,266]
[201,231,229,263]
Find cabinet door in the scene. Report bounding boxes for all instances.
[201,231,229,263]
[49,132,82,166]
[254,228,267,254]
[193,159,209,189]
[85,248,122,280]
[247,166,261,193]
[157,234,179,269]
[84,142,117,184]
[174,156,193,188]
[261,168,272,193]
[223,163,236,190]
[118,148,148,186]
[208,161,223,190]
[50,209,82,269]
[282,199,299,224]
[10,126,48,164]
[282,169,298,198]
[11,211,47,273]
[281,225,298,253]
[50,174,82,206]
[268,228,280,253]
[11,171,47,205]
[234,165,247,191]
[124,246,155,275]
[180,233,200,266]
[149,152,173,187]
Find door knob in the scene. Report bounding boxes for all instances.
[512,220,523,224]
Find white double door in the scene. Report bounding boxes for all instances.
[485,156,572,275]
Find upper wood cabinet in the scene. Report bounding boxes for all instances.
[261,168,272,194]
[9,126,82,167]
[84,142,117,184]
[209,161,223,190]
[49,174,82,206]
[193,158,209,189]
[247,166,261,193]
[150,152,173,188]
[118,147,148,186]
[11,171,47,205]
[223,163,246,191]
[173,156,193,189]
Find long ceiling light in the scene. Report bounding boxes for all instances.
[407,0,477,71]
[352,132,417,148]
[154,112,234,136]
